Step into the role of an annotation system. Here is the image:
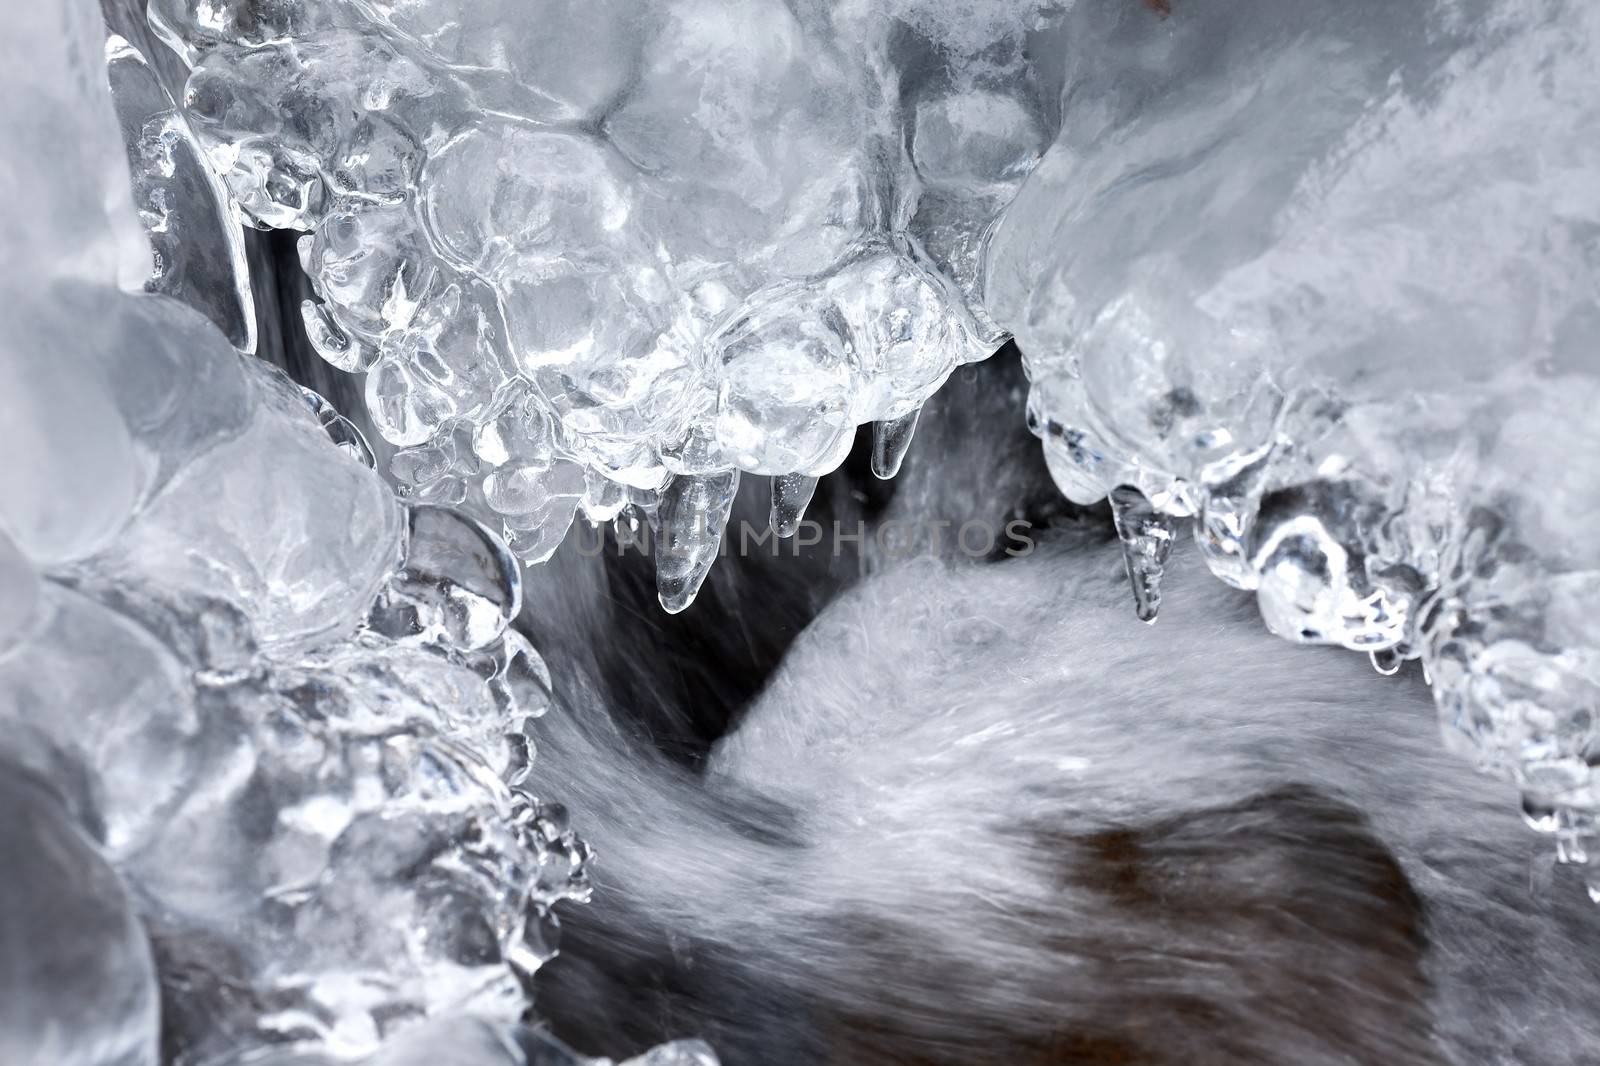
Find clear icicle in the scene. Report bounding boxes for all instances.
[770,473,819,537]
[654,471,740,614]
[870,408,921,480]
[1109,484,1177,624]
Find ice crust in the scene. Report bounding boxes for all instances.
[0,5,708,1063]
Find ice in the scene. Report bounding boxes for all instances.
[1108,485,1177,625]
[769,473,820,539]
[108,0,1598,870]
[0,4,609,1061]
[367,505,522,650]
[0,316,593,1058]
[870,410,922,481]
[1,3,1591,1060]
[981,0,1600,863]
[152,0,1019,609]
[3,2,148,291]
[0,761,159,1066]
[0,529,40,654]
[0,299,144,564]
[106,31,255,351]
[654,472,741,614]
[89,352,403,651]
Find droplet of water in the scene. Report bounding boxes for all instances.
[770,473,819,537]
[1109,484,1177,623]
[870,408,921,480]
[654,472,739,614]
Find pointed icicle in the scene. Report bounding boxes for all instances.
[1109,484,1177,624]
[771,473,819,537]
[654,471,740,614]
[870,408,921,480]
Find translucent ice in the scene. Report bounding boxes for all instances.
[367,504,522,650]
[0,761,160,1066]
[151,0,1027,608]
[985,0,1600,863]
[1109,485,1177,624]
[654,472,741,614]
[1,5,595,1062]
[106,31,255,351]
[123,0,1600,874]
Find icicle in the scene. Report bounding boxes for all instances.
[770,473,819,537]
[1109,485,1176,624]
[870,408,921,480]
[1368,646,1403,675]
[654,471,740,614]
[613,504,644,548]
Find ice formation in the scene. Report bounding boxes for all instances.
[6,0,1600,1059]
[983,0,1600,881]
[147,0,1019,610]
[136,0,1599,881]
[0,4,709,1064]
